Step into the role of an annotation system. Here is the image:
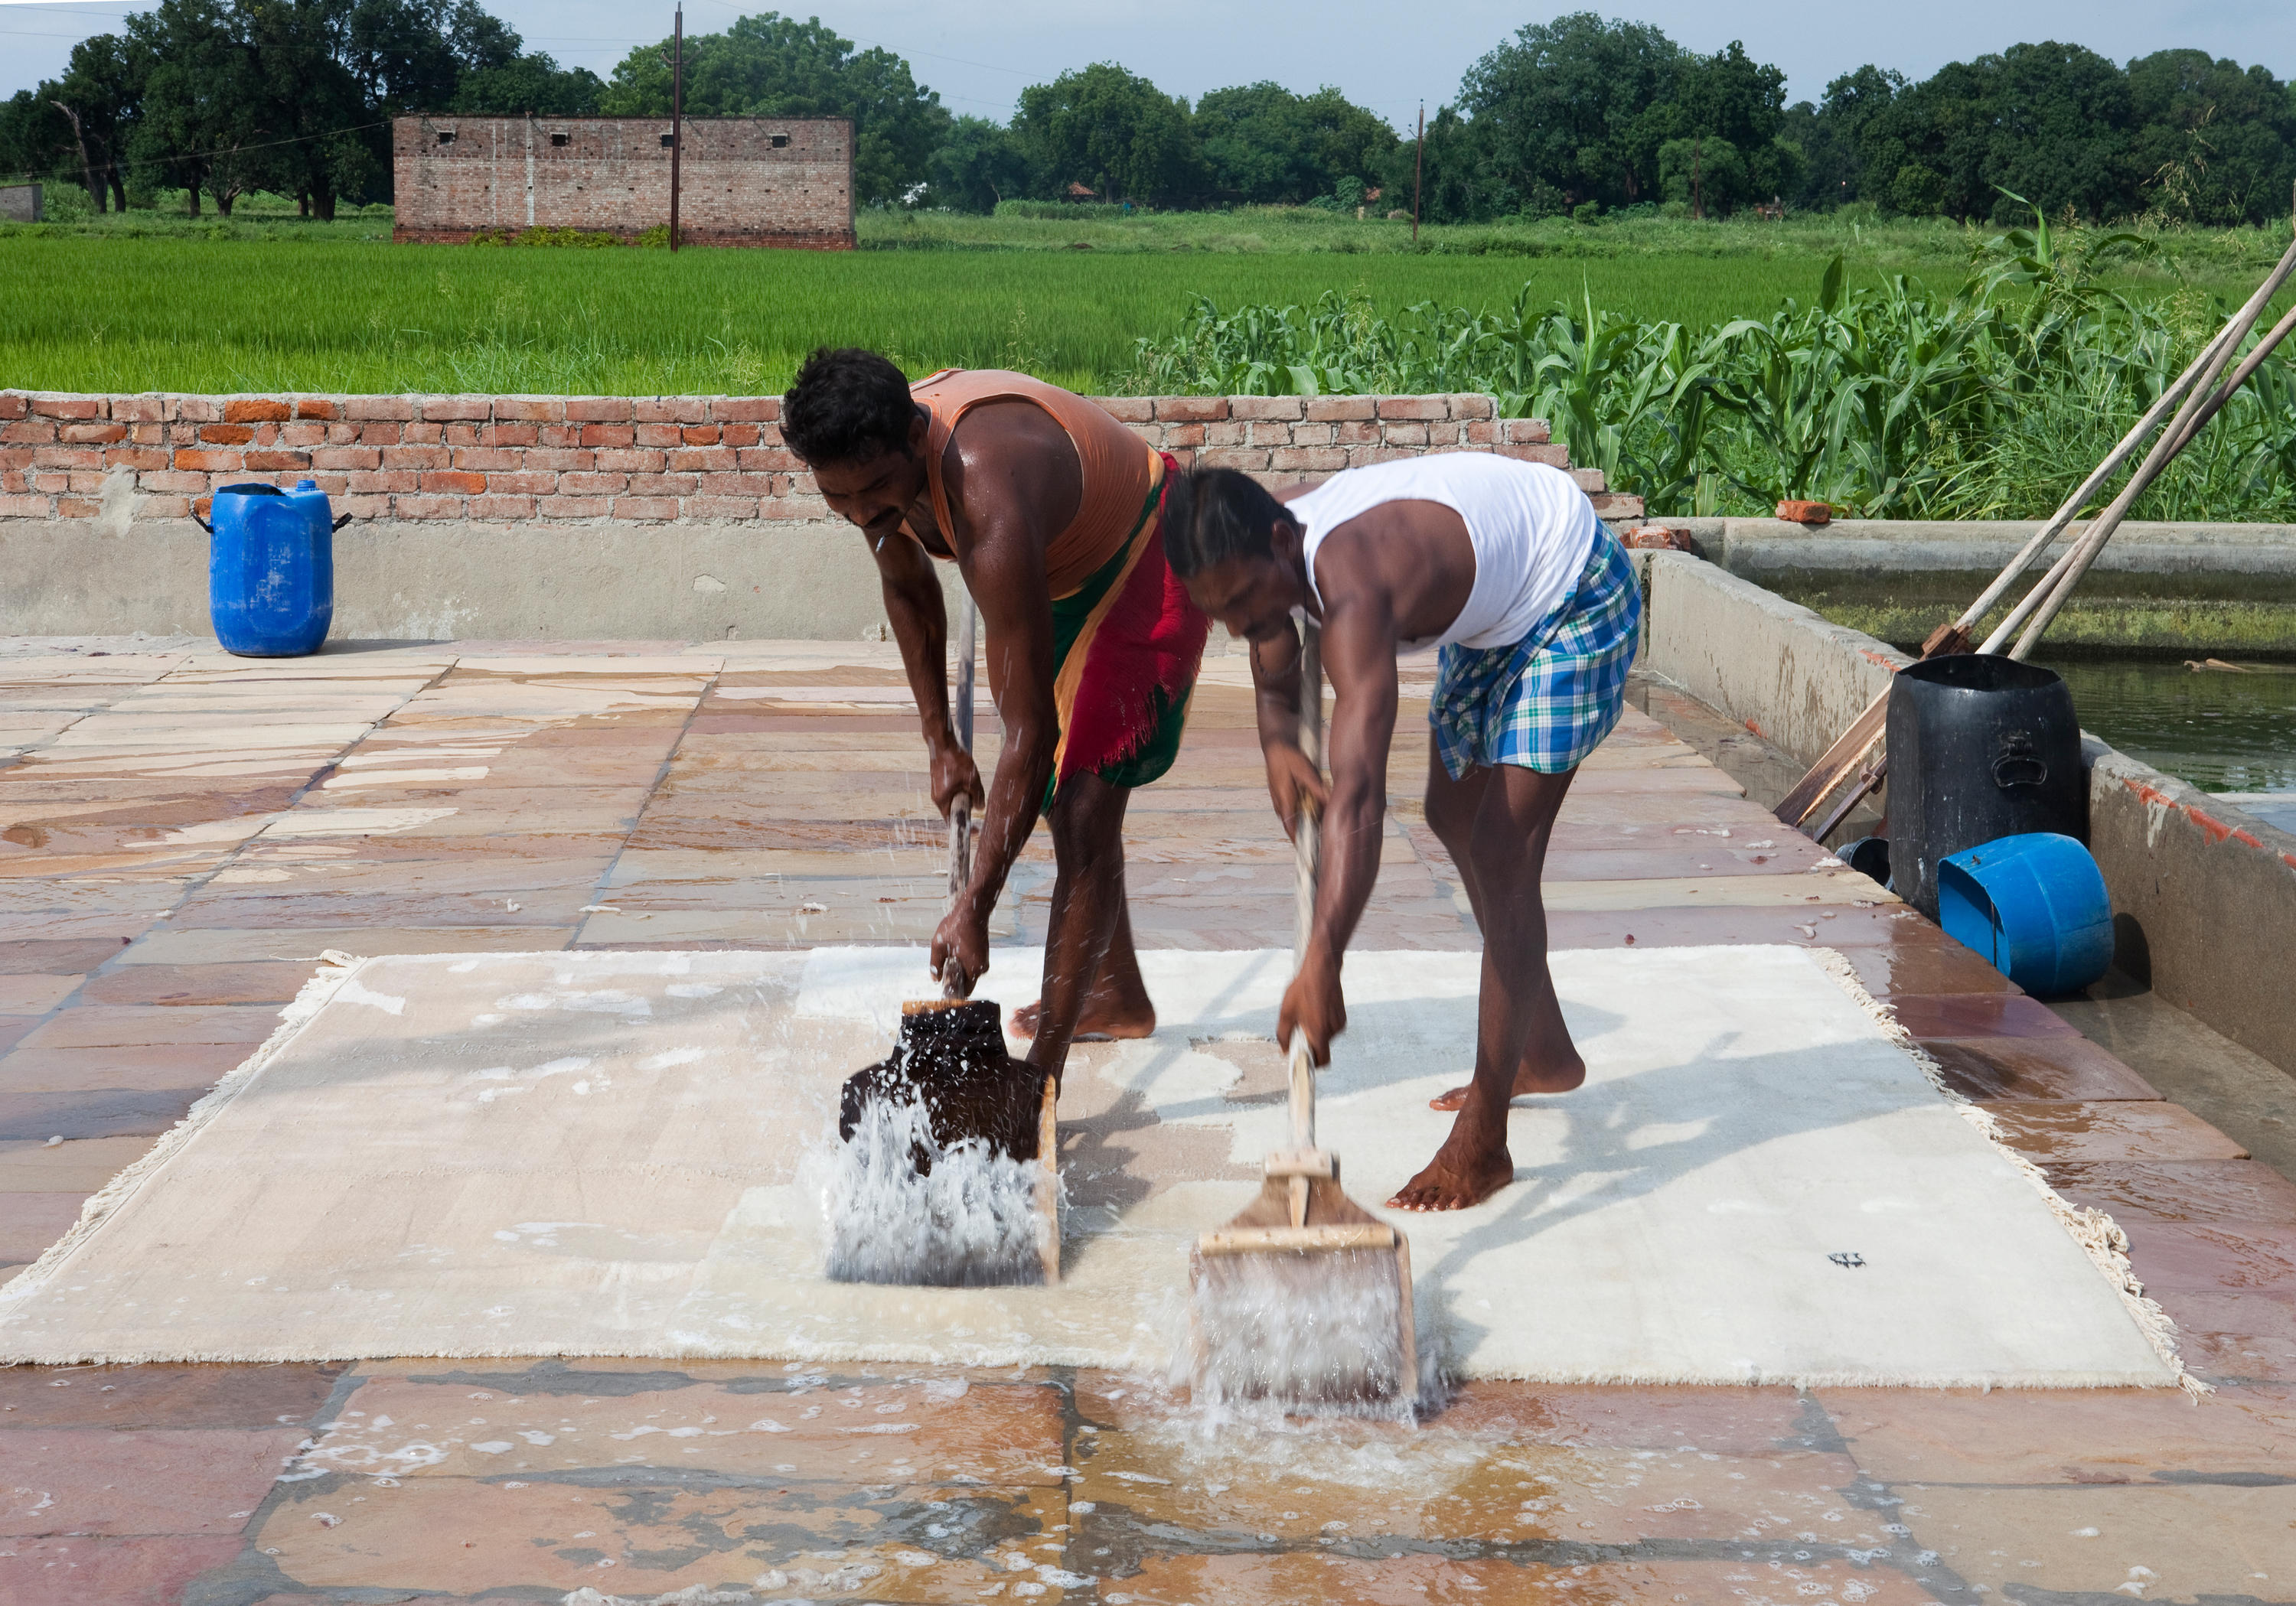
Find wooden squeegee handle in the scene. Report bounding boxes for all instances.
[940,596,978,999]
[1290,621,1324,1153]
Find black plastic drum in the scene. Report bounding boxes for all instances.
[1885,655,2085,920]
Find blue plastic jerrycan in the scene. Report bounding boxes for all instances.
[199,479,344,656]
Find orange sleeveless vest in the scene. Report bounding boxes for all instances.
[905,369,1156,600]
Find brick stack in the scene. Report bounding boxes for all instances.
[0,390,1645,525]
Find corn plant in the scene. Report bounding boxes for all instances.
[1120,215,2296,522]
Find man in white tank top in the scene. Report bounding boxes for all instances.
[1163,454,1641,1212]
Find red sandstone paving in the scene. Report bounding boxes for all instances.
[0,1086,207,1142]
[0,1536,246,1606]
[1921,1035,2163,1101]
[1986,1099,2250,1164]
[0,1041,253,1094]
[8,1004,282,1049]
[76,963,315,1006]
[2,1425,303,1534]
[2046,1159,2296,1226]
[0,1191,85,1263]
[2156,1292,2296,1382]
[2122,1223,2296,1298]
[0,975,83,1013]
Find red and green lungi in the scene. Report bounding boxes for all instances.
[1042,451,1208,813]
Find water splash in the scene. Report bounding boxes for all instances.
[1187,1246,1422,1422]
[809,1095,1057,1288]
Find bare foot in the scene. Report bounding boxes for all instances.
[1387,1132,1517,1212]
[1009,996,1157,1042]
[1427,1056,1586,1112]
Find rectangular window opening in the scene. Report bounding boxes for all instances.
[660,132,677,148]
[549,132,569,148]
[770,135,789,148]
[435,130,456,145]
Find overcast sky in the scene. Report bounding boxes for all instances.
[6,0,2294,125]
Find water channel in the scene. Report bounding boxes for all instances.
[2042,656,2296,796]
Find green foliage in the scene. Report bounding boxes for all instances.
[1120,210,2296,523]
[1192,82,1397,207]
[466,225,623,246]
[1807,41,2296,224]
[927,116,1030,213]
[5,204,2288,421]
[1658,137,1749,214]
[990,199,1131,221]
[449,54,605,116]
[11,0,573,218]
[1013,63,1201,206]
[601,11,948,208]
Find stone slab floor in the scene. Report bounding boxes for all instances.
[2,636,2293,1606]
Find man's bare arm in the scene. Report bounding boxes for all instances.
[866,525,978,818]
[1307,593,1400,964]
[941,517,1055,959]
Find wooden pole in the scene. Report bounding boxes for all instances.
[1411,103,1424,249]
[1772,233,2296,836]
[668,4,683,252]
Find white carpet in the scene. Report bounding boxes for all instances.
[0,945,2182,1387]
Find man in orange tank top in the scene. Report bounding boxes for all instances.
[781,349,1211,1084]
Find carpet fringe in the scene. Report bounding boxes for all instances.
[1807,946,2204,1399]
[0,952,368,1336]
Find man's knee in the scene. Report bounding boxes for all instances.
[1050,775,1128,858]
[1424,769,1479,844]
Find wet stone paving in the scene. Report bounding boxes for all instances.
[2,636,2294,1605]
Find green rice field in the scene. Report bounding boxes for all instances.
[2,207,2284,396]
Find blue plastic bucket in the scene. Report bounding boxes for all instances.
[202,479,337,656]
[1936,832,2114,997]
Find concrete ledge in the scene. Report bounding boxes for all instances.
[4,517,890,642]
[1657,517,2296,579]
[2086,743,2296,1074]
[1636,550,1910,767]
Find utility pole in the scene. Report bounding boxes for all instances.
[1411,102,1424,249]
[669,3,683,252]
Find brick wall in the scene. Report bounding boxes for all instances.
[0,391,1645,526]
[392,116,854,248]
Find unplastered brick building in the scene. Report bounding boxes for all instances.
[391,116,854,248]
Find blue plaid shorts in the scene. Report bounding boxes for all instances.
[1429,529,1642,779]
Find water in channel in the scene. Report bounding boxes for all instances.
[2041,656,2296,795]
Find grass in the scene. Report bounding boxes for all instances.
[2,200,2289,395]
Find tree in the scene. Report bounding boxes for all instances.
[1983,42,2138,222]
[1192,81,1397,204]
[1460,11,1685,209]
[46,32,149,211]
[1659,135,1750,215]
[926,115,1029,213]
[126,0,260,214]
[2126,50,2296,224]
[1380,105,1508,223]
[603,12,949,207]
[450,54,605,116]
[1014,63,1202,205]
[1786,65,1905,209]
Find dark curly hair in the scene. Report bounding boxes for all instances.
[1163,467,1297,578]
[780,347,921,467]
